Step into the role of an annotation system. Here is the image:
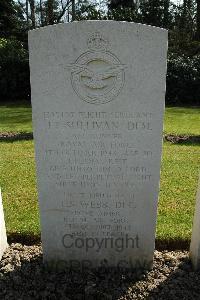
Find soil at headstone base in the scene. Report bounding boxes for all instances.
[0,243,200,300]
[0,132,33,141]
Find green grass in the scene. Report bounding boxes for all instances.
[0,103,199,136]
[0,103,199,241]
[0,141,39,235]
[0,102,32,133]
[157,142,199,241]
[0,140,199,241]
[164,107,200,136]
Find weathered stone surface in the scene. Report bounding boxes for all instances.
[190,177,200,270]
[29,21,168,269]
[0,189,7,260]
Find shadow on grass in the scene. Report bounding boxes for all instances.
[7,232,41,246]
[0,114,32,125]
[155,239,190,251]
[0,101,31,108]
[7,232,191,251]
[0,109,32,128]
[174,141,200,146]
[166,106,200,113]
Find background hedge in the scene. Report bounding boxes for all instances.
[0,37,199,106]
[0,38,29,102]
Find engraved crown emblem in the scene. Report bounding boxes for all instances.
[87,32,108,51]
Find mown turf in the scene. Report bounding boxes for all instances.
[0,103,200,136]
[0,103,199,241]
[0,102,32,133]
[163,107,200,136]
[0,140,199,241]
[157,141,200,241]
[0,141,39,235]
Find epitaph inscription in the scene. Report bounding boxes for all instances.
[29,21,168,269]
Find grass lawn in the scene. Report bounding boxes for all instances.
[0,140,199,241]
[0,141,39,235]
[0,103,200,136]
[157,142,199,241]
[164,107,200,136]
[0,103,199,242]
[0,102,32,133]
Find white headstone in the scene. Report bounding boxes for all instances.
[29,21,168,269]
[190,176,200,270]
[0,189,7,260]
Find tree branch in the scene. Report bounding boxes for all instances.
[17,0,27,15]
[57,0,71,23]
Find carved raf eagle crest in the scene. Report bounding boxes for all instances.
[68,32,126,105]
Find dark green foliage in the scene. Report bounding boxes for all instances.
[107,6,138,22]
[140,0,166,28]
[166,54,200,105]
[0,0,199,105]
[0,0,26,40]
[108,0,136,9]
[0,0,17,37]
[75,0,105,20]
[0,38,30,101]
[108,0,174,29]
[107,0,139,22]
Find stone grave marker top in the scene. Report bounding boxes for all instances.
[29,21,168,269]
